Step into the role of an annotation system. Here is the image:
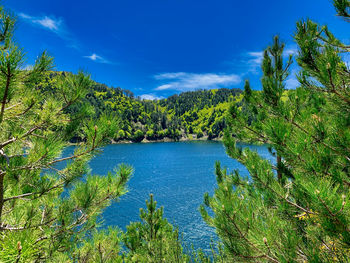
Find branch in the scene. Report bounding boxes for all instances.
[0,125,41,150]
[0,62,11,123]
[3,182,65,203]
[47,127,98,165]
[0,218,56,231]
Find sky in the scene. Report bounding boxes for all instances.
[5,0,350,99]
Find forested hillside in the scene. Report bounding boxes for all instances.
[39,71,243,143]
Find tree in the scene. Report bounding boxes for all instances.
[201,2,350,262]
[133,129,145,142]
[196,131,204,139]
[123,194,189,263]
[0,8,133,262]
[117,129,126,140]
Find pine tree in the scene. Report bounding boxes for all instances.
[123,194,189,263]
[0,8,132,262]
[201,1,350,262]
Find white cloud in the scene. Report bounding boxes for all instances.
[83,53,110,64]
[246,51,264,73]
[18,13,31,19]
[156,84,173,90]
[19,13,62,33]
[84,53,102,61]
[140,94,164,100]
[35,16,60,31]
[154,72,187,80]
[154,72,241,91]
[247,51,264,65]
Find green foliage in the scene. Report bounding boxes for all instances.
[146,129,156,140]
[0,8,133,262]
[133,129,145,142]
[72,227,123,263]
[334,0,350,18]
[123,194,190,262]
[196,131,204,139]
[117,129,125,140]
[201,2,350,262]
[39,73,242,142]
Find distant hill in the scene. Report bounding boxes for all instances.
[39,71,243,143]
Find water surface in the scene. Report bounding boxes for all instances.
[86,141,273,251]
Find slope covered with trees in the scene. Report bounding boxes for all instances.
[38,71,243,143]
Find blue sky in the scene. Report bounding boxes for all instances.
[5,0,349,99]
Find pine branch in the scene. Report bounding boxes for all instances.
[0,61,12,123]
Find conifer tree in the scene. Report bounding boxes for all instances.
[201,1,350,262]
[0,7,132,262]
[123,194,189,263]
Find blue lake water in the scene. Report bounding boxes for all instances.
[76,141,274,251]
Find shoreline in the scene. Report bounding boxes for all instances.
[68,136,223,146]
[111,136,223,145]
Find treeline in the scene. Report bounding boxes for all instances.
[39,72,243,142]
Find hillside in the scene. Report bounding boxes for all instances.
[40,72,243,143]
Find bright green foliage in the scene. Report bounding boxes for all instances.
[39,73,242,142]
[88,87,241,142]
[123,194,190,263]
[133,129,145,142]
[0,9,133,262]
[72,227,124,263]
[201,3,350,262]
[117,129,126,140]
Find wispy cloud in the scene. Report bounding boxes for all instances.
[18,12,84,51]
[154,72,241,91]
[247,51,264,64]
[246,51,264,73]
[36,16,60,31]
[19,13,63,35]
[83,53,111,64]
[139,94,164,100]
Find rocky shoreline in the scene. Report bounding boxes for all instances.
[110,136,223,144]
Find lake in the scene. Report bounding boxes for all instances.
[84,141,273,251]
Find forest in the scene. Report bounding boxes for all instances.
[0,0,350,262]
[39,71,242,143]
